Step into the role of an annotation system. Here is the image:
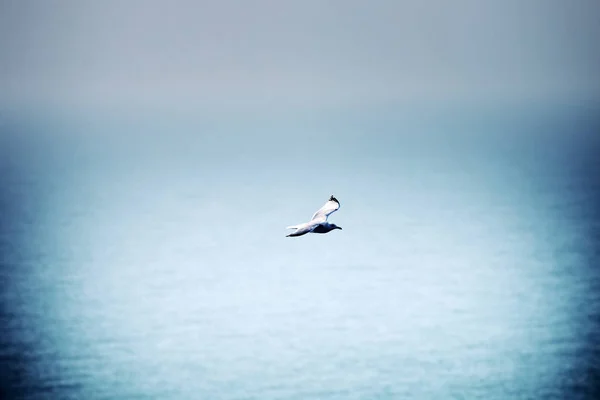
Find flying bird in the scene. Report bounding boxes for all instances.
[286,195,342,237]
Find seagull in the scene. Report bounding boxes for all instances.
[286,195,342,237]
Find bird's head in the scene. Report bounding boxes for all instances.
[331,224,342,230]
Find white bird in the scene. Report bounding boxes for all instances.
[286,195,342,237]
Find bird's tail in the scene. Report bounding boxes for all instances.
[286,224,302,230]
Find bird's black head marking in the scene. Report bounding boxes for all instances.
[329,195,339,204]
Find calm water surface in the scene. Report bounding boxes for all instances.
[1,107,599,399]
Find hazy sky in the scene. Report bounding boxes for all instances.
[1,0,599,111]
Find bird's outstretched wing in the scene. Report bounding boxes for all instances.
[310,195,340,223]
[286,223,317,237]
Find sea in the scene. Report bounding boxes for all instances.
[1,102,599,399]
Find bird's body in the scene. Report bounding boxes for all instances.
[286,195,342,237]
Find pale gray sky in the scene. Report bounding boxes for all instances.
[1,0,599,111]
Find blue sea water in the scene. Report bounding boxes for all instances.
[1,104,599,399]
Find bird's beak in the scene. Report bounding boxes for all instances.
[337,226,343,230]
